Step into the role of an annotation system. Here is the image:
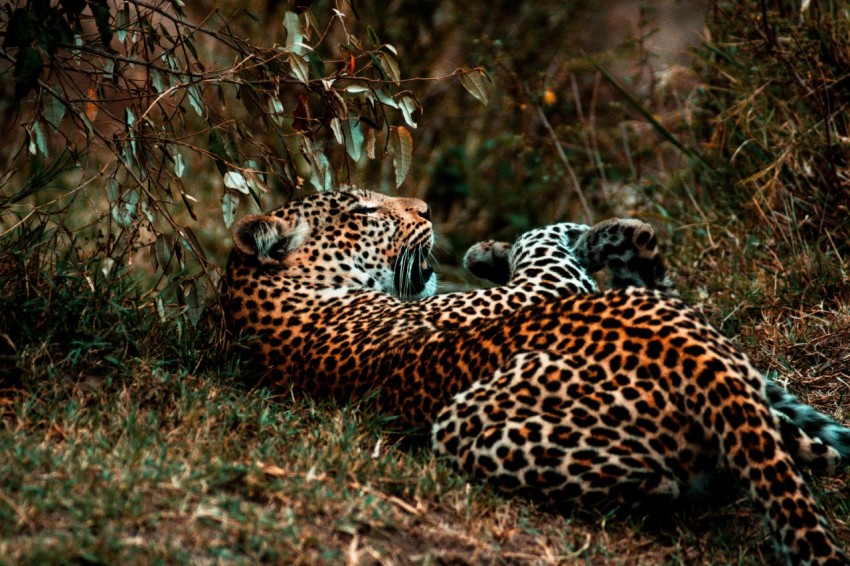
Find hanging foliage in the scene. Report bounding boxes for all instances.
[0,0,487,322]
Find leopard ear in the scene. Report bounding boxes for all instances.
[463,240,512,285]
[232,214,309,264]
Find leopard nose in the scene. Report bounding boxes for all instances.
[418,206,431,221]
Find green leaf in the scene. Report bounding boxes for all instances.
[153,235,173,274]
[111,188,139,228]
[103,58,114,81]
[105,177,120,202]
[125,108,137,160]
[208,130,228,175]
[397,92,420,129]
[330,118,344,145]
[304,8,319,30]
[14,47,43,101]
[151,70,166,93]
[379,52,400,83]
[68,33,82,65]
[173,151,185,177]
[183,279,206,326]
[26,128,34,156]
[187,84,204,116]
[30,121,48,157]
[391,126,413,188]
[156,296,166,321]
[141,199,156,224]
[4,9,38,48]
[184,37,199,62]
[373,89,399,109]
[44,94,66,129]
[343,118,364,162]
[181,192,197,221]
[369,53,389,81]
[224,171,250,194]
[169,0,185,17]
[345,85,370,95]
[99,257,116,278]
[163,53,179,71]
[312,152,332,191]
[458,68,492,105]
[289,53,309,84]
[245,159,264,183]
[122,143,134,169]
[222,192,239,228]
[308,51,325,78]
[91,1,113,47]
[238,82,262,117]
[283,12,304,55]
[366,25,380,48]
[179,226,204,262]
[268,97,285,126]
[302,139,332,191]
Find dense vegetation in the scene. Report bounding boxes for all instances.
[1,0,848,563]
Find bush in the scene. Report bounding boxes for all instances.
[697,0,850,247]
[0,0,488,316]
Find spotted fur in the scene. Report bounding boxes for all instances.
[463,217,677,294]
[224,189,849,565]
[463,225,850,475]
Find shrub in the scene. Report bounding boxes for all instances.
[0,1,488,318]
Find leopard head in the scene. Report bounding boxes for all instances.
[230,189,437,300]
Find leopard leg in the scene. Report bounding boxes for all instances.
[711,393,848,565]
[431,352,695,509]
[764,381,850,473]
[575,218,677,294]
[462,218,676,294]
[463,223,598,295]
[433,349,849,565]
[462,240,513,285]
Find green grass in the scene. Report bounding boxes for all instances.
[5,360,834,565]
[1,213,848,566]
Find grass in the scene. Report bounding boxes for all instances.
[1,205,848,566]
[6,360,841,565]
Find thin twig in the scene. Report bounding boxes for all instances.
[529,93,594,223]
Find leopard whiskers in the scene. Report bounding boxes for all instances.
[393,245,413,299]
[392,237,433,300]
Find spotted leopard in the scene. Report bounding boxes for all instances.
[462,227,850,475]
[224,188,849,565]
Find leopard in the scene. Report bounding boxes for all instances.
[461,228,850,476]
[223,188,850,565]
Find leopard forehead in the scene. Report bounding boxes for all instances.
[271,189,423,239]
